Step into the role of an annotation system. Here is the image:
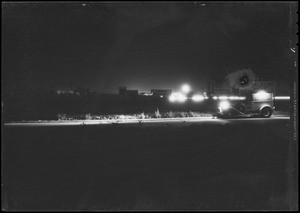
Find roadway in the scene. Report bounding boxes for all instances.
[4,116,290,127]
[3,114,295,210]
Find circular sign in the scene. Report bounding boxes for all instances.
[239,75,249,86]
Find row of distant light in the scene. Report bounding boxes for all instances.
[274,96,290,100]
[169,92,207,102]
[168,93,247,103]
[212,96,246,100]
[169,94,290,102]
[168,85,290,103]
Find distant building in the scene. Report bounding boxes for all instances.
[119,86,127,95]
[126,90,138,96]
[140,92,153,96]
[151,89,172,98]
[118,86,138,97]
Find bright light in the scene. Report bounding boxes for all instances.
[160,95,164,98]
[142,93,153,96]
[168,92,187,103]
[191,94,204,102]
[177,92,188,102]
[219,96,228,100]
[274,96,290,100]
[181,84,191,94]
[169,93,177,102]
[255,90,270,100]
[219,101,230,110]
[214,96,245,100]
[227,96,246,100]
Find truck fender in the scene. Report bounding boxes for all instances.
[259,104,273,112]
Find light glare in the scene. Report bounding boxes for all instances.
[169,92,187,103]
[254,90,271,100]
[169,93,177,102]
[219,101,230,110]
[219,96,228,100]
[177,92,188,102]
[274,96,290,100]
[181,84,191,94]
[192,94,204,102]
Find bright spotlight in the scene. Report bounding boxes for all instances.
[219,101,230,110]
[181,84,191,94]
[191,94,204,102]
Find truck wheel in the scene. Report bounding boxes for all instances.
[260,107,272,118]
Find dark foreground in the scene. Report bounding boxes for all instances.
[2,118,296,210]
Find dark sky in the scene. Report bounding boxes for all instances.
[2,2,297,93]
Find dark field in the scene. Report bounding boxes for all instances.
[2,119,295,210]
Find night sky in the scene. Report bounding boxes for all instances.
[2,2,297,94]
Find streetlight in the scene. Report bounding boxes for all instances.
[181,84,191,94]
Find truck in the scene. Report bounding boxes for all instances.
[216,90,275,118]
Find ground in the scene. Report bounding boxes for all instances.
[2,117,296,210]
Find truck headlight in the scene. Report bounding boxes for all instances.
[219,101,230,111]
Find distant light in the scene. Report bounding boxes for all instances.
[181,84,191,94]
[219,101,230,110]
[219,96,228,100]
[177,92,188,102]
[203,92,209,99]
[213,96,218,100]
[169,93,177,102]
[191,94,204,102]
[274,96,290,100]
[160,95,163,98]
[227,96,246,100]
[169,92,187,103]
[142,93,152,96]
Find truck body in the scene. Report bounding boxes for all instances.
[216,91,275,118]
